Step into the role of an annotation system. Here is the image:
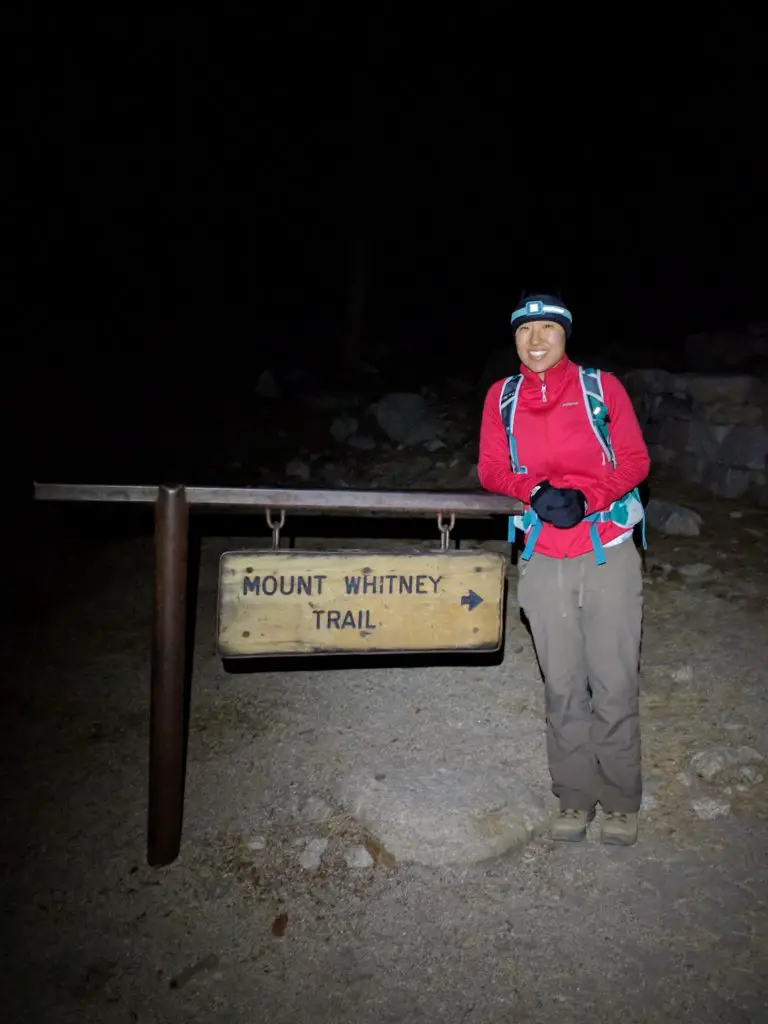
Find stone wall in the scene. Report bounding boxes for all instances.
[623,369,768,506]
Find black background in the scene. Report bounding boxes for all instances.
[8,14,767,479]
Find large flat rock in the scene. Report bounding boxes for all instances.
[337,764,548,866]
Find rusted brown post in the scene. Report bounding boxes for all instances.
[148,483,189,866]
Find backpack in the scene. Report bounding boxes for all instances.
[499,365,646,565]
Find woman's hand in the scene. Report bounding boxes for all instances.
[530,481,587,529]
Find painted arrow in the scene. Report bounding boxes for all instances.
[460,589,483,612]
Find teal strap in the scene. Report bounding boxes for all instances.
[509,435,527,475]
[588,519,607,566]
[521,518,542,561]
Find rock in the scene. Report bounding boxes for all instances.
[672,453,706,486]
[691,796,731,820]
[690,749,728,782]
[678,562,715,579]
[344,844,375,869]
[246,836,266,852]
[718,425,768,471]
[463,464,480,486]
[701,464,751,500]
[641,417,662,442]
[690,745,764,782]
[686,420,732,461]
[657,420,692,453]
[424,437,447,452]
[647,444,676,465]
[336,765,548,867]
[622,368,677,396]
[753,483,768,508]
[330,416,359,443]
[685,374,763,406]
[301,796,334,822]
[299,838,328,870]
[654,395,694,421]
[695,402,763,427]
[346,432,377,451]
[372,393,443,447]
[285,458,311,482]
[640,773,663,811]
[255,369,281,398]
[747,472,768,501]
[169,953,221,990]
[645,499,703,537]
[645,556,674,578]
[670,664,694,684]
[731,745,764,765]
[677,562,719,586]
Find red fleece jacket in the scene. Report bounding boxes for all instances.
[478,355,650,558]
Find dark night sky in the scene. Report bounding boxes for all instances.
[9,13,767,465]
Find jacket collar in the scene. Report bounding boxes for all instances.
[520,353,572,388]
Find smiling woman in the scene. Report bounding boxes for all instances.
[478,291,651,848]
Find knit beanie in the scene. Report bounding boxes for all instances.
[510,293,573,340]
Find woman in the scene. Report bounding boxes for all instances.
[478,294,650,845]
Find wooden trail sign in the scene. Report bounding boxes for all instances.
[217,549,506,657]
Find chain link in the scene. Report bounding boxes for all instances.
[437,511,455,550]
[266,508,286,550]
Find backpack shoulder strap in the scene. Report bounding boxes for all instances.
[498,374,526,474]
[578,366,615,468]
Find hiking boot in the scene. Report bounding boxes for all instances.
[601,811,638,846]
[549,807,596,842]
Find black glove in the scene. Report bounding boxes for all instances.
[530,480,587,529]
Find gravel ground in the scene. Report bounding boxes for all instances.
[3,495,768,1024]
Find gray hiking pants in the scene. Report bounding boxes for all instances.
[517,538,643,813]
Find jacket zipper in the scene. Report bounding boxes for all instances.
[541,382,547,403]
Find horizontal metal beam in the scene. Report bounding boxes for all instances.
[33,482,522,517]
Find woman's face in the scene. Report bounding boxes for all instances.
[515,320,566,377]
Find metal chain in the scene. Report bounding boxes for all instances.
[437,511,455,550]
[266,508,286,550]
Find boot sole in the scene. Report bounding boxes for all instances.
[551,830,589,842]
[601,833,638,846]
[550,811,596,842]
